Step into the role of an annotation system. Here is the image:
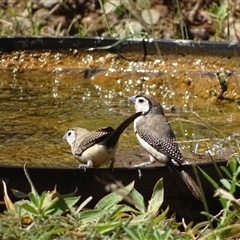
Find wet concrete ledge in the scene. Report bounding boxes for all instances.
[0,37,240,57]
[0,160,234,223]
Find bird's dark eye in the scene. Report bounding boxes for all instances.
[68,132,72,136]
[138,99,144,103]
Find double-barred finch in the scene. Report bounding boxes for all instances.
[63,111,141,170]
[129,94,201,201]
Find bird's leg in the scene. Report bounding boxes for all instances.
[132,155,156,168]
[109,157,115,172]
[79,160,93,171]
[138,169,142,178]
[132,162,151,168]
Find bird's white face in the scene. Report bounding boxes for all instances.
[63,129,76,146]
[129,95,150,114]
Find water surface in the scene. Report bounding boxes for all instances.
[0,51,239,167]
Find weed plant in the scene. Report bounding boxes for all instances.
[0,0,231,40]
[0,157,240,239]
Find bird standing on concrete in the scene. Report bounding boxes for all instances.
[63,111,141,170]
[129,94,201,200]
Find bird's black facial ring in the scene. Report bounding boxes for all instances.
[143,97,152,116]
[135,94,152,115]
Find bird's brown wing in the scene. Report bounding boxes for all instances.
[75,127,114,155]
[136,124,183,164]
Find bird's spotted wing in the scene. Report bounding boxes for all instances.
[75,127,114,155]
[136,125,183,164]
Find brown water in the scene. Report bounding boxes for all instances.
[0,50,240,167]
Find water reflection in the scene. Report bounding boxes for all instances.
[0,68,239,167]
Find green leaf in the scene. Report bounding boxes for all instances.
[95,181,135,210]
[28,192,40,208]
[132,188,145,213]
[76,196,91,213]
[153,207,169,224]
[61,187,78,198]
[201,211,215,220]
[220,166,232,179]
[47,227,69,234]
[220,179,231,191]
[202,224,240,240]
[229,158,238,174]
[42,197,61,215]
[11,189,28,199]
[124,226,142,239]
[198,167,219,189]
[147,178,164,215]
[43,196,80,216]
[113,204,139,215]
[108,204,126,220]
[40,191,53,209]
[80,209,103,225]
[129,212,150,225]
[48,227,69,235]
[63,196,80,209]
[22,202,38,215]
[96,220,122,234]
[24,164,38,196]
[235,166,240,178]
[219,197,228,208]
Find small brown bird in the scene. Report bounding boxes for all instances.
[63,112,141,170]
[129,94,201,200]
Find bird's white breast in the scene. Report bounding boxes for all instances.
[136,133,168,164]
[77,144,118,168]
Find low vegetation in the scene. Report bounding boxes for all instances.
[0,157,240,239]
[0,0,238,41]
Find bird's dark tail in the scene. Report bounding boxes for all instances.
[167,160,202,201]
[179,170,202,201]
[106,112,142,148]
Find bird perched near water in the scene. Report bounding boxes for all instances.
[63,111,141,170]
[129,94,201,200]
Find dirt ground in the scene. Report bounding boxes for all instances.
[0,0,239,42]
